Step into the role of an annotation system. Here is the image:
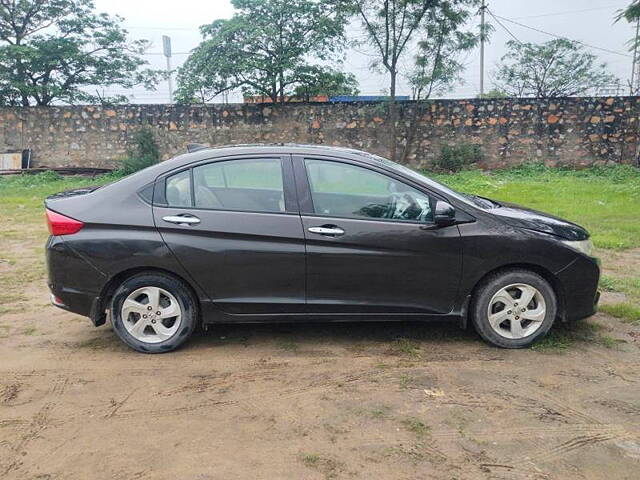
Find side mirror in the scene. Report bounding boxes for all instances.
[434,200,456,226]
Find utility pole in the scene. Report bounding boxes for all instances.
[162,35,173,103]
[479,0,487,97]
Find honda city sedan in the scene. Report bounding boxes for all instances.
[45,144,600,353]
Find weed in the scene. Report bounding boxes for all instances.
[437,143,482,172]
[599,275,640,301]
[23,326,37,336]
[599,276,618,292]
[600,303,640,325]
[277,339,299,352]
[398,374,415,390]
[599,335,622,349]
[532,321,615,352]
[113,128,161,175]
[401,417,430,436]
[301,453,320,465]
[370,406,390,419]
[299,453,343,479]
[390,337,421,357]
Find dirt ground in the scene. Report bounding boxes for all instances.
[1,236,640,479]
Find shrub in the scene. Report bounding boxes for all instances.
[121,128,160,174]
[436,143,482,172]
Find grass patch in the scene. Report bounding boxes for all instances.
[430,164,640,250]
[389,337,421,357]
[299,453,343,479]
[400,417,430,436]
[532,321,617,352]
[599,275,640,301]
[398,374,416,390]
[301,453,320,466]
[370,405,390,419]
[22,326,37,336]
[277,339,299,352]
[599,303,640,325]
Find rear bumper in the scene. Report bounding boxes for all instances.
[556,254,601,321]
[46,236,107,325]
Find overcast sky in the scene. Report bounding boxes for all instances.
[93,0,636,103]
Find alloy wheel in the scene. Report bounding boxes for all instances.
[486,283,546,339]
[121,286,182,343]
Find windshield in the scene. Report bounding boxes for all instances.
[371,154,500,210]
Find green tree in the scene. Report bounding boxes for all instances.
[292,66,359,101]
[616,1,640,23]
[400,3,478,162]
[476,88,508,99]
[0,0,162,106]
[406,5,477,100]
[615,1,640,94]
[493,39,618,98]
[348,0,479,160]
[176,0,349,104]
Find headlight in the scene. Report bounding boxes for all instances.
[562,238,593,256]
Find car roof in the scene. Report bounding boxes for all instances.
[111,143,388,192]
[172,143,383,166]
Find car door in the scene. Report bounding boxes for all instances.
[293,155,462,314]
[153,155,305,314]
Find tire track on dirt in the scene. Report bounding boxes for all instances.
[109,368,396,420]
[511,431,629,467]
[1,375,68,476]
[426,423,637,442]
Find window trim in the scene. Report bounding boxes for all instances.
[155,154,299,216]
[296,156,438,226]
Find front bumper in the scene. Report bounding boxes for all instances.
[556,254,601,321]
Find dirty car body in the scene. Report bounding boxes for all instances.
[45,144,600,352]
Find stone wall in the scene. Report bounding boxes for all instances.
[1,97,639,169]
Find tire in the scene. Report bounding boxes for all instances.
[470,269,557,349]
[110,272,198,353]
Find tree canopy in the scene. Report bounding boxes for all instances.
[175,0,352,104]
[493,39,618,98]
[292,66,359,101]
[0,0,162,106]
[405,2,478,100]
[348,0,479,160]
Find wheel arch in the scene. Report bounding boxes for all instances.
[464,263,566,327]
[95,267,202,326]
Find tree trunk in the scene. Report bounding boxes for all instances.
[389,69,398,161]
[400,101,423,164]
[278,70,285,103]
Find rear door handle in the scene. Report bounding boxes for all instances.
[308,226,344,237]
[162,214,201,225]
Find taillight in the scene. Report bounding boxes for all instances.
[46,209,84,236]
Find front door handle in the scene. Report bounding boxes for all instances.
[162,214,201,226]
[308,225,345,237]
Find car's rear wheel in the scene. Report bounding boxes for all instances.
[470,269,557,348]
[110,273,198,353]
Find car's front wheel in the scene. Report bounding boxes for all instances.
[110,272,198,353]
[471,269,557,349]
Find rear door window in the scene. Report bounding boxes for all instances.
[165,170,192,207]
[192,158,285,213]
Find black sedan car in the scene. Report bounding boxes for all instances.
[45,144,600,353]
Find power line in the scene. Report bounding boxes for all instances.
[490,11,632,58]
[486,9,522,44]
[510,4,627,20]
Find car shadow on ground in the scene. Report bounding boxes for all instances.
[188,320,483,351]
